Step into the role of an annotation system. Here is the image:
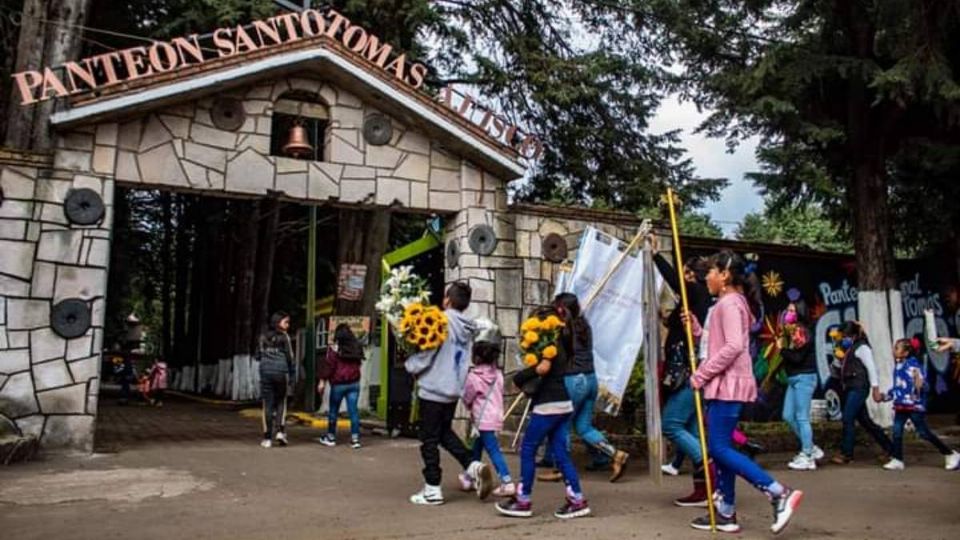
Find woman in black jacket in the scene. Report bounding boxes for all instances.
[779,299,823,470]
[496,307,590,520]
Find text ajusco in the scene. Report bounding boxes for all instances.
[12,8,427,106]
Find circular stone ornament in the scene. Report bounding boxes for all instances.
[541,233,568,263]
[362,114,393,146]
[211,98,246,131]
[467,224,498,256]
[446,240,461,269]
[51,299,91,339]
[63,188,105,226]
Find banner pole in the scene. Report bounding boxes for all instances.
[666,188,716,532]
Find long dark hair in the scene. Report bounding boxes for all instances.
[554,293,590,347]
[841,320,869,346]
[334,323,364,362]
[710,250,762,321]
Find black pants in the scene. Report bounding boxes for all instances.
[261,372,288,439]
[892,410,951,460]
[419,398,472,486]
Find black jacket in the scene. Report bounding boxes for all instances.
[258,330,294,378]
[564,323,595,375]
[781,328,817,376]
[514,336,571,406]
[654,253,712,352]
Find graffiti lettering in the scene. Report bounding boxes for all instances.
[819,280,858,307]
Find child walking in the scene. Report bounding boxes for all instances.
[497,306,591,520]
[317,324,364,449]
[405,282,493,505]
[882,339,960,471]
[461,320,515,497]
[145,357,168,407]
[689,250,802,534]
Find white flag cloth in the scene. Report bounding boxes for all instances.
[557,227,661,414]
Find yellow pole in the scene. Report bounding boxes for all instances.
[666,188,716,532]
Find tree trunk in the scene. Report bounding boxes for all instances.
[234,200,260,356]
[252,198,281,350]
[4,0,46,148]
[334,209,391,317]
[160,192,173,359]
[172,195,191,368]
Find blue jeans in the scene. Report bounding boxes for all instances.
[328,382,360,438]
[707,400,776,508]
[662,385,703,466]
[543,372,615,464]
[841,387,892,458]
[521,413,581,498]
[472,431,512,482]
[783,373,817,454]
[891,410,951,461]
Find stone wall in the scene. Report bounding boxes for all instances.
[56,75,499,212]
[0,149,113,452]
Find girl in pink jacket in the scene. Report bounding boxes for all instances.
[460,322,515,498]
[689,250,803,535]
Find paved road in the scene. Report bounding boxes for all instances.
[1,394,958,539]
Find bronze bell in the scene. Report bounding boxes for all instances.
[282,121,314,158]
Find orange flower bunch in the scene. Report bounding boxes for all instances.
[518,313,565,367]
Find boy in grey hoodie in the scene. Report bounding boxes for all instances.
[405,282,493,505]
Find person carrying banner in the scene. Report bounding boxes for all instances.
[536,293,630,484]
[688,250,803,534]
[651,238,715,507]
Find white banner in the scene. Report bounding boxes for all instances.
[557,227,659,414]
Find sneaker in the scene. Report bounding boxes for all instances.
[610,450,630,482]
[537,469,563,482]
[275,431,289,447]
[458,472,474,492]
[469,461,494,500]
[260,439,272,449]
[945,451,960,471]
[496,497,533,518]
[770,488,803,534]
[883,458,905,470]
[492,482,517,497]
[554,497,591,519]
[661,463,680,476]
[744,441,766,459]
[811,445,825,460]
[316,434,336,447]
[409,484,444,506]
[787,453,817,471]
[690,513,741,533]
[351,438,361,450]
[674,489,709,508]
[830,454,853,465]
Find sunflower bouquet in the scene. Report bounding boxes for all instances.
[518,313,565,367]
[375,266,446,354]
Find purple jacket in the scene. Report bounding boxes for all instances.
[462,364,504,431]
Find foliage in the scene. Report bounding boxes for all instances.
[735,204,851,253]
[633,0,960,286]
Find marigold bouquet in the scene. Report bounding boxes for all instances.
[518,313,565,367]
[375,266,447,353]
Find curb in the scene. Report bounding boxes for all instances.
[237,408,385,432]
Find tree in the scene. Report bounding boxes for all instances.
[679,212,723,239]
[735,204,851,253]
[636,0,960,424]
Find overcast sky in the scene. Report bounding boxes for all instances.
[648,96,764,237]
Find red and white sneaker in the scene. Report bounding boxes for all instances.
[771,488,803,534]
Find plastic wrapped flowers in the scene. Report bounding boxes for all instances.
[518,313,565,367]
[375,266,446,353]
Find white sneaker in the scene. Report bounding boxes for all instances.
[275,431,288,447]
[883,458,905,471]
[468,461,494,500]
[492,482,517,497]
[944,451,960,471]
[316,434,336,447]
[787,453,817,471]
[661,463,680,476]
[410,484,444,505]
[260,439,272,449]
[811,445,825,460]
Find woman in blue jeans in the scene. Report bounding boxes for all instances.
[317,324,364,449]
[689,250,802,534]
[779,298,823,470]
[538,293,630,483]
